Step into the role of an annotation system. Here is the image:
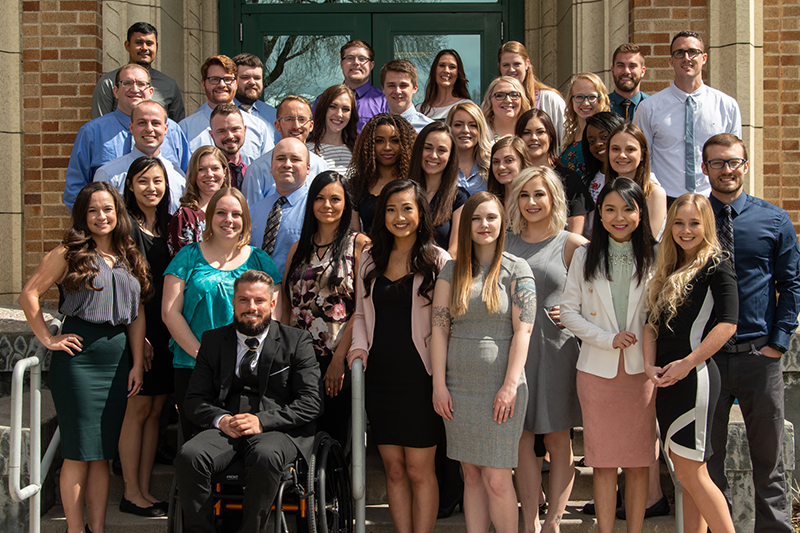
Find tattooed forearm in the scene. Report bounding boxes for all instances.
[512,277,537,325]
[432,306,452,328]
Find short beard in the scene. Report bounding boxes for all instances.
[236,90,259,106]
[135,59,152,69]
[234,314,271,337]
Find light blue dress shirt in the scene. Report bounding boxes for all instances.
[234,98,279,140]
[249,185,309,276]
[179,103,275,166]
[242,148,328,207]
[457,162,487,196]
[63,108,189,212]
[400,106,434,133]
[93,146,186,214]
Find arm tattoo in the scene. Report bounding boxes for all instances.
[432,306,452,328]
[512,277,537,325]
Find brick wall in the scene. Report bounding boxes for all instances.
[21,0,102,302]
[763,0,800,233]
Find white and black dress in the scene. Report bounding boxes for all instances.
[654,255,738,462]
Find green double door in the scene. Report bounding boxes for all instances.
[223,1,513,107]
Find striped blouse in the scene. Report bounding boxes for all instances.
[58,254,141,326]
[306,142,353,175]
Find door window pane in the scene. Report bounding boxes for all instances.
[261,34,350,107]
[394,34,482,105]
[251,0,497,3]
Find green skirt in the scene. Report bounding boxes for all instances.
[49,316,129,461]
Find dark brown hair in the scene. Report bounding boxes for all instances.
[306,84,359,153]
[407,122,460,226]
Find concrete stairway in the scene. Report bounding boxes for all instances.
[40,426,678,532]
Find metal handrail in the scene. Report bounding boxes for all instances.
[660,438,684,533]
[351,358,366,533]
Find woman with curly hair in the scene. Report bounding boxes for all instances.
[417,50,473,120]
[498,41,566,148]
[481,76,531,140]
[167,146,231,256]
[19,181,152,533]
[306,84,359,173]
[348,113,417,235]
[446,102,493,196]
[644,194,737,533]
[560,73,610,177]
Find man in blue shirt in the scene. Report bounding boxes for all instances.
[381,60,433,133]
[93,101,186,213]
[232,53,279,141]
[250,138,310,276]
[64,63,189,212]
[608,43,648,121]
[705,133,800,532]
[179,55,274,165]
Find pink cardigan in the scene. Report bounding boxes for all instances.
[350,246,451,375]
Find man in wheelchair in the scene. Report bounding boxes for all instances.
[175,269,322,533]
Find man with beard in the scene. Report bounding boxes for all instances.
[92,22,185,121]
[232,53,279,140]
[608,43,648,121]
[176,269,321,533]
[209,103,248,190]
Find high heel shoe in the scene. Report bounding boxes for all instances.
[437,497,463,519]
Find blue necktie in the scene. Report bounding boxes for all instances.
[685,95,696,192]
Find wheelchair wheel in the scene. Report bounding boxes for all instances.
[312,435,353,533]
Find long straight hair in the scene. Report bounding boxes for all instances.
[306,84,359,153]
[514,108,561,168]
[450,192,506,316]
[584,177,654,285]
[418,50,471,114]
[407,122,460,226]
[124,156,171,238]
[445,101,492,180]
[285,171,353,297]
[362,180,440,303]
[606,122,653,199]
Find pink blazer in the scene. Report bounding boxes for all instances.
[350,246,451,375]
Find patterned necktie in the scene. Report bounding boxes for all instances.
[228,161,243,190]
[717,204,735,261]
[238,103,253,113]
[685,95,696,192]
[262,196,288,255]
[621,100,632,121]
[239,337,259,380]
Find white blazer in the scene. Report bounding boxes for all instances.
[560,245,648,379]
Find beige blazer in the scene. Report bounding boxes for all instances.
[560,246,648,379]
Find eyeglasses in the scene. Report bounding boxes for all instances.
[492,91,521,101]
[705,158,747,170]
[671,48,704,59]
[205,76,237,86]
[278,115,311,126]
[572,94,600,104]
[117,80,151,90]
[342,55,371,64]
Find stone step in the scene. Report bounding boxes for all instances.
[107,462,176,505]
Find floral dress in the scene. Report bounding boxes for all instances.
[167,206,205,257]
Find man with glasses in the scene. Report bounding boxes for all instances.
[317,40,387,133]
[179,55,274,166]
[703,133,800,533]
[243,96,329,206]
[64,63,189,212]
[92,22,185,122]
[381,59,433,133]
[634,31,741,204]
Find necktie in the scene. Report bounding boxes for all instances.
[239,337,259,380]
[262,196,288,255]
[238,103,253,113]
[621,100,632,121]
[717,205,735,261]
[228,161,243,190]
[685,95,696,192]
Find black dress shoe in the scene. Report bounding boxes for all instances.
[616,496,670,520]
[582,490,622,515]
[119,497,167,517]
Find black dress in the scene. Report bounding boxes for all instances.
[554,166,594,218]
[431,187,469,250]
[365,275,442,447]
[655,256,738,462]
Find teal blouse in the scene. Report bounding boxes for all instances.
[164,243,282,369]
[608,239,634,332]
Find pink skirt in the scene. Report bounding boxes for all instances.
[577,352,656,468]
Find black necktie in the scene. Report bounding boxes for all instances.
[717,205,735,261]
[621,100,632,121]
[262,196,287,255]
[228,161,243,190]
[239,337,259,380]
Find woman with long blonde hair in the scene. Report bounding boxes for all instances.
[560,73,610,177]
[644,194,737,533]
[431,192,536,533]
[446,102,493,196]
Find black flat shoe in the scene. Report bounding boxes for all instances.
[539,502,547,516]
[616,496,670,520]
[582,490,622,516]
[151,500,169,513]
[119,497,166,517]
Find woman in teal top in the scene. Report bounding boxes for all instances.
[163,187,281,440]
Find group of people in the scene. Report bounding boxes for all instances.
[22,20,799,533]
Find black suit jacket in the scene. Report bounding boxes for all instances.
[184,322,322,461]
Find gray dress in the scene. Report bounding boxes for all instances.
[506,231,582,434]
[438,253,533,468]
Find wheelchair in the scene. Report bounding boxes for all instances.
[167,431,353,533]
